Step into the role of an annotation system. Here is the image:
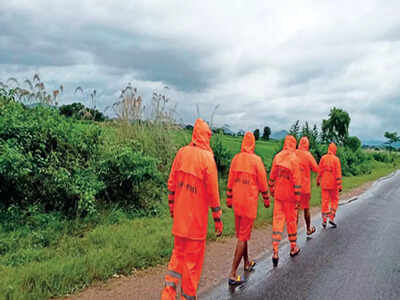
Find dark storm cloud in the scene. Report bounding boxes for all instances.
[1,0,400,140]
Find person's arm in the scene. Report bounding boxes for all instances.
[206,155,223,236]
[308,152,320,174]
[256,157,270,208]
[167,155,178,218]
[292,158,302,205]
[269,157,277,198]
[226,158,234,208]
[317,157,324,187]
[336,157,343,192]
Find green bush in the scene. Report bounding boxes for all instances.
[211,133,233,175]
[98,144,163,213]
[372,151,393,163]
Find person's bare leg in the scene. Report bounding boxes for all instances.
[229,240,245,280]
[304,208,311,232]
[243,241,250,269]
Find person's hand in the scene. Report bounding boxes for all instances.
[295,202,301,210]
[169,209,174,218]
[226,198,233,208]
[215,220,223,237]
[316,181,320,187]
[338,187,342,193]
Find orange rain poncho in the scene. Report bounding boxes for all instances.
[296,137,319,208]
[226,132,269,241]
[317,142,342,222]
[162,118,222,300]
[226,132,269,218]
[269,135,302,252]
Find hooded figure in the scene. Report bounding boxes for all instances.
[226,132,269,285]
[317,142,342,228]
[162,118,223,300]
[296,137,319,235]
[269,135,302,266]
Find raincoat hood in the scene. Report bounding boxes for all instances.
[298,136,310,151]
[283,135,297,152]
[328,142,337,155]
[191,118,212,152]
[241,132,255,153]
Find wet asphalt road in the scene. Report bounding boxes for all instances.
[202,171,400,300]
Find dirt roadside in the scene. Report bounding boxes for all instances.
[62,181,373,300]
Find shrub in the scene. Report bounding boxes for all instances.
[211,133,233,176]
[98,144,163,213]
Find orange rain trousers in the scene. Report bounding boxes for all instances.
[161,236,206,300]
[272,199,298,253]
[321,189,339,222]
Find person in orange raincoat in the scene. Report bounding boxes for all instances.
[269,135,302,267]
[296,136,319,235]
[226,132,269,285]
[161,118,223,300]
[317,142,342,228]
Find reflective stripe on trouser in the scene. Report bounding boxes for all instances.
[321,189,339,222]
[272,199,298,252]
[161,236,205,300]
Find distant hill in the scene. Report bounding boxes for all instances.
[363,140,400,148]
[271,130,288,140]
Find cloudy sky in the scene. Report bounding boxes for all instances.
[1,0,399,140]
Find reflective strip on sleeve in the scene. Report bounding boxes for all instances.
[213,217,221,222]
[168,190,175,195]
[295,192,301,195]
[165,281,177,289]
[294,185,301,189]
[227,188,232,192]
[182,291,196,300]
[272,238,281,243]
[167,269,181,279]
[227,195,232,199]
[168,200,174,204]
[272,231,283,235]
[211,206,221,212]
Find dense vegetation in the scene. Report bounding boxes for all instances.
[0,85,399,299]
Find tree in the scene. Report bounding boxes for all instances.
[262,126,271,141]
[384,131,400,150]
[321,107,351,145]
[59,102,106,122]
[289,120,300,140]
[253,129,260,140]
[345,136,361,152]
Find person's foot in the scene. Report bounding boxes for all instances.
[307,225,316,236]
[228,275,246,286]
[244,260,256,272]
[290,247,301,257]
[329,220,337,228]
[272,252,279,267]
[322,221,327,228]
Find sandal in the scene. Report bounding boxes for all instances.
[322,221,327,228]
[307,225,316,236]
[228,275,246,286]
[272,255,279,267]
[244,260,256,272]
[290,247,301,257]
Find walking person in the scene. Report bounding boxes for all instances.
[161,118,223,300]
[269,135,302,267]
[226,132,270,286]
[296,136,319,235]
[317,142,342,228]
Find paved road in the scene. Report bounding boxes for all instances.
[202,171,400,300]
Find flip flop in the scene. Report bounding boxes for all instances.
[329,220,337,228]
[290,247,301,257]
[272,255,279,267]
[228,275,246,286]
[244,260,256,272]
[307,225,316,236]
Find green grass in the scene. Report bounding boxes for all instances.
[0,135,399,300]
